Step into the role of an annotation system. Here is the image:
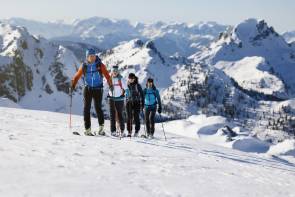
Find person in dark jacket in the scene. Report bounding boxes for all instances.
[143,78,162,139]
[71,48,112,136]
[125,73,144,137]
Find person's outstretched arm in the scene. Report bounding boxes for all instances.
[71,65,83,89]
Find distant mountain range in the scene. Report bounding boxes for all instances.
[2,17,228,57]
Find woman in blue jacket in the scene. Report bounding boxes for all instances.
[143,78,162,139]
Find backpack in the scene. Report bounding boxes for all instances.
[82,57,103,88]
[128,83,141,101]
[144,87,158,106]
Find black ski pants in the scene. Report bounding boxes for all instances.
[145,107,156,136]
[83,87,104,130]
[126,100,141,134]
[109,99,125,133]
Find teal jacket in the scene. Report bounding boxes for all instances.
[143,87,161,109]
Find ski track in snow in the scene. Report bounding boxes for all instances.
[0,107,295,197]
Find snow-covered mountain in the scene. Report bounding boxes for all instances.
[53,17,138,50]
[192,19,295,99]
[98,39,214,120]
[0,22,81,113]
[1,106,295,197]
[283,31,295,43]
[4,17,227,57]
[100,37,259,133]
[52,40,102,62]
[100,39,189,88]
[137,21,227,57]
[3,17,73,38]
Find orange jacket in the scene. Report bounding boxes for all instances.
[72,63,112,88]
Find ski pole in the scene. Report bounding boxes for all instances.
[160,114,167,141]
[128,101,133,139]
[69,87,73,129]
[142,109,147,137]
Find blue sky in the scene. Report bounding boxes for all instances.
[0,0,294,32]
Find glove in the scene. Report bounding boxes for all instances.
[70,80,75,93]
[158,106,162,114]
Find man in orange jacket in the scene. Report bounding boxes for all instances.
[71,48,113,136]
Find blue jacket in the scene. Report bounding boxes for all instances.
[143,87,161,109]
[83,61,103,88]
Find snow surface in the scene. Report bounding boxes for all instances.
[1,107,295,196]
[163,115,272,154]
[0,98,20,108]
[268,139,295,157]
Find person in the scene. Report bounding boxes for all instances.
[108,66,126,137]
[71,48,113,136]
[125,73,144,137]
[143,78,162,139]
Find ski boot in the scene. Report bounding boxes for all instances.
[120,131,126,138]
[111,132,117,137]
[134,131,139,137]
[148,134,154,139]
[84,128,94,136]
[127,132,132,138]
[96,125,105,136]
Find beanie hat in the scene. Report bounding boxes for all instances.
[86,48,96,59]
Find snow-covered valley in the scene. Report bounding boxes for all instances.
[1,106,295,197]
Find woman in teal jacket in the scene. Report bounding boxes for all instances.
[143,78,162,139]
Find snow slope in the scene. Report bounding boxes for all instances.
[268,139,295,157]
[164,115,272,154]
[0,98,20,108]
[215,56,286,97]
[1,107,295,196]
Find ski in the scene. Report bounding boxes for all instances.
[141,134,147,138]
[72,131,103,137]
[73,131,81,136]
[72,131,161,142]
[72,131,124,141]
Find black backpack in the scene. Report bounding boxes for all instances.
[128,83,141,101]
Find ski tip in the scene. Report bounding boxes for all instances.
[73,131,81,136]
